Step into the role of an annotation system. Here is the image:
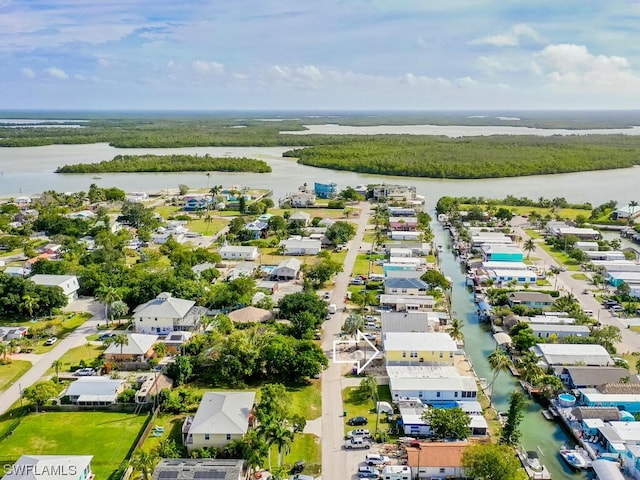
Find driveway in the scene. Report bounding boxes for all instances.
[0,297,104,416]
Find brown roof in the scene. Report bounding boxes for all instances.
[228,306,273,324]
[406,441,468,468]
[571,407,622,422]
[598,382,640,394]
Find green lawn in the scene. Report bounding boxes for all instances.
[276,433,321,475]
[524,229,543,240]
[140,413,186,455]
[287,380,322,420]
[353,254,384,277]
[45,344,105,376]
[571,273,589,281]
[343,385,392,437]
[0,360,31,392]
[185,217,228,235]
[535,243,581,271]
[0,411,148,479]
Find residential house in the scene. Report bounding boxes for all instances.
[593,460,626,480]
[270,258,301,280]
[388,207,416,217]
[524,313,575,325]
[384,278,428,295]
[219,245,259,261]
[405,442,468,480]
[289,211,311,227]
[507,292,555,310]
[486,269,536,285]
[529,324,590,339]
[389,217,418,231]
[384,332,457,366]
[183,196,210,212]
[387,365,477,403]
[3,456,93,480]
[531,343,614,368]
[557,227,600,240]
[389,248,413,258]
[151,225,188,244]
[191,262,219,278]
[379,294,435,312]
[182,391,256,452]
[481,261,529,271]
[608,271,640,288]
[135,373,173,404]
[152,459,246,480]
[585,251,626,261]
[3,266,29,277]
[289,191,316,208]
[279,238,322,255]
[623,445,640,480]
[0,326,29,341]
[133,292,206,335]
[41,243,63,255]
[387,257,425,269]
[104,333,158,363]
[64,377,126,406]
[389,231,422,241]
[161,331,193,355]
[562,367,630,389]
[371,184,416,202]
[575,241,600,252]
[598,421,640,454]
[384,270,425,280]
[226,262,256,281]
[381,311,439,334]
[481,244,524,262]
[313,182,338,199]
[29,274,80,303]
[470,233,514,248]
[228,306,273,324]
[244,220,268,239]
[579,384,640,414]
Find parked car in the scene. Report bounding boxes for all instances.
[365,453,390,466]
[603,299,619,307]
[347,416,369,426]
[351,278,365,285]
[74,368,96,376]
[363,332,377,341]
[358,465,379,478]
[347,428,371,438]
[610,305,624,312]
[323,291,331,299]
[291,460,305,474]
[98,333,115,341]
[44,337,58,346]
[344,437,371,449]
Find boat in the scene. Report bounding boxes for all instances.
[559,447,590,469]
[516,447,551,479]
[92,175,102,179]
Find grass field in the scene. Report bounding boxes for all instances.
[185,217,228,235]
[524,229,543,240]
[460,204,591,221]
[571,273,589,281]
[534,243,581,271]
[0,360,31,392]
[276,433,322,475]
[0,411,148,479]
[342,385,392,437]
[352,254,384,277]
[45,344,105,376]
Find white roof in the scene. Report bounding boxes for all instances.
[534,343,613,366]
[134,292,195,319]
[387,365,460,379]
[384,332,457,352]
[558,227,599,236]
[29,275,78,294]
[275,257,301,271]
[65,377,125,397]
[581,389,640,406]
[281,238,321,248]
[390,376,476,392]
[219,245,258,254]
[529,324,590,334]
[3,456,93,480]
[487,269,536,278]
[105,333,158,355]
[380,294,435,305]
[188,391,256,435]
[482,261,528,270]
[481,245,521,254]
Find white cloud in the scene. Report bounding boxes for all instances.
[44,67,69,80]
[470,23,543,47]
[455,76,477,88]
[21,67,35,78]
[192,60,225,75]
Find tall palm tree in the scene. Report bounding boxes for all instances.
[21,293,39,318]
[487,348,511,406]
[523,239,536,260]
[447,318,465,343]
[113,333,129,359]
[52,359,63,379]
[270,422,294,467]
[0,343,8,363]
[629,200,639,216]
[95,285,122,327]
[130,450,159,480]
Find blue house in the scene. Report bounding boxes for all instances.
[481,245,524,262]
[184,197,210,212]
[314,182,338,199]
[579,387,640,413]
[245,220,268,239]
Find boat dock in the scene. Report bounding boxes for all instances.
[516,446,552,479]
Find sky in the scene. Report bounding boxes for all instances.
[2,0,640,110]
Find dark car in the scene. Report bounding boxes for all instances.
[291,460,305,474]
[98,333,115,341]
[603,299,619,307]
[347,416,369,426]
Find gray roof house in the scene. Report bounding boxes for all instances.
[182,391,256,452]
[562,366,630,389]
[271,258,301,280]
[64,377,126,405]
[3,455,93,480]
[532,343,614,368]
[29,274,80,303]
[133,292,206,335]
[507,292,555,309]
[152,459,245,480]
[384,278,428,295]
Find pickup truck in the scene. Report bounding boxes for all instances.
[344,437,372,449]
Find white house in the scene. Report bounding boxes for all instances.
[379,294,435,312]
[270,258,301,280]
[219,245,259,261]
[384,278,428,295]
[390,231,421,241]
[387,366,477,403]
[575,241,599,252]
[64,377,126,405]
[29,274,80,302]
[289,192,316,207]
[182,391,256,452]
[3,456,93,480]
[3,266,29,277]
[529,324,590,339]
[531,343,614,368]
[279,238,322,255]
[133,292,206,335]
[152,459,246,480]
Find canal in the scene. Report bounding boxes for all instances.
[433,220,588,479]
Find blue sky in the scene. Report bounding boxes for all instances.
[2,0,640,110]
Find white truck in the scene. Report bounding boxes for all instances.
[328,304,337,314]
[344,437,371,449]
[380,465,411,480]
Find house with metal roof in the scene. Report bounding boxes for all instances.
[3,455,93,480]
[480,244,523,262]
[270,258,301,280]
[387,365,476,403]
[384,278,428,295]
[182,391,256,452]
[104,333,158,363]
[561,367,630,389]
[29,274,80,303]
[507,292,555,309]
[531,343,614,368]
[152,459,245,480]
[529,324,590,339]
[380,294,435,312]
[279,238,322,256]
[381,311,440,334]
[133,292,206,335]
[64,377,126,406]
[219,245,259,261]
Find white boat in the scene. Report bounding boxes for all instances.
[560,447,590,469]
[92,175,102,179]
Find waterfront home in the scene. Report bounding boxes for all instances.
[64,377,126,406]
[557,227,600,240]
[575,241,599,252]
[288,191,316,207]
[579,384,640,413]
[532,343,614,368]
[597,421,640,454]
[313,181,338,199]
[592,459,626,480]
[385,269,424,279]
[481,261,529,271]
[384,242,431,256]
[384,278,428,295]
[380,294,436,312]
[384,332,456,366]
[182,391,256,452]
[381,311,440,334]
[524,313,576,325]
[104,333,158,364]
[585,250,626,261]
[390,231,422,241]
[152,459,246,480]
[593,260,640,273]
[371,184,417,202]
[470,233,513,248]
[279,238,322,255]
[387,365,477,403]
[270,258,301,280]
[388,206,416,217]
[480,244,523,262]
[389,216,418,231]
[562,366,630,389]
[405,441,468,480]
[219,245,259,261]
[389,247,413,258]
[507,292,555,309]
[485,268,536,285]
[529,324,590,339]
[29,274,80,303]
[3,455,93,480]
[133,292,206,335]
[622,445,640,480]
[388,257,426,268]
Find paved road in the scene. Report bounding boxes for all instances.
[512,217,640,354]
[0,297,104,416]
[320,202,374,480]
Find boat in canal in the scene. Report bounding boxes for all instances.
[517,447,552,479]
[559,447,591,470]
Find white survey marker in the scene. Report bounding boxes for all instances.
[332,329,381,374]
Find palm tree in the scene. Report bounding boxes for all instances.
[0,343,8,363]
[130,450,159,480]
[523,239,536,260]
[113,333,129,359]
[270,422,294,467]
[629,200,638,217]
[52,359,63,379]
[21,293,39,318]
[487,348,511,406]
[518,351,542,384]
[447,318,465,343]
[95,285,122,327]
[110,300,129,326]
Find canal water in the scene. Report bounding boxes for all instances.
[433,221,588,479]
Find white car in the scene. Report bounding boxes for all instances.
[347,428,371,438]
[44,337,58,346]
[365,453,390,466]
